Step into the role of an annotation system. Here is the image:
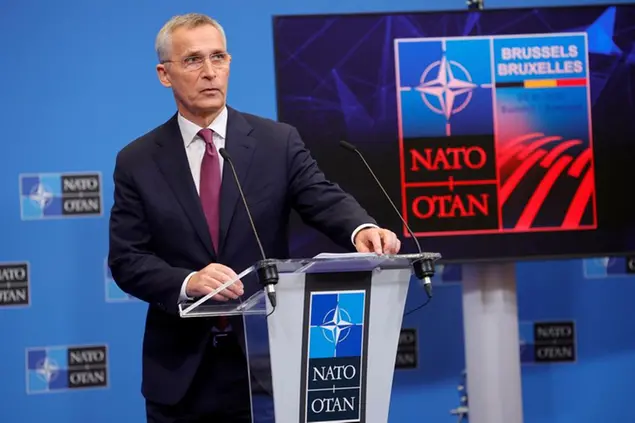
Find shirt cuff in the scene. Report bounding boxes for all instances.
[179,272,196,303]
[351,223,379,245]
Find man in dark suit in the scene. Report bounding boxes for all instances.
[108,12,401,423]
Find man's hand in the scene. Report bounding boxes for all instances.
[354,227,401,255]
[186,263,244,301]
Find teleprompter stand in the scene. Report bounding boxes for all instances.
[178,252,441,423]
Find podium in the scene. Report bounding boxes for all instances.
[178,252,441,423]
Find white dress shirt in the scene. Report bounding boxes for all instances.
[177,107,375,303]
[177,108,227,302]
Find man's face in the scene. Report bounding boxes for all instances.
[156,24,230,121]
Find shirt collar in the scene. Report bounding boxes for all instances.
[177,106,228,147]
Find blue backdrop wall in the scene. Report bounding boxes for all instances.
[1,0,633,422]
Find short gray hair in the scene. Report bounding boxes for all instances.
[155,13,227,62]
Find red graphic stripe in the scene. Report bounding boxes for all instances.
[568,148,592,177]
[497,133,544,166]
[541,139,582,168]
[515,155,573,229]
[500,149,547,205]
[563,168,595,228]
[499,132,545,151]
[516,136,562,160]
[557,78,588,87]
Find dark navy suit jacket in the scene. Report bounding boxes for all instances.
[107,106,375,406]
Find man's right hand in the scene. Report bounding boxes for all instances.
[186,263,244,301]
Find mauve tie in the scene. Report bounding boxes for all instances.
[198,128,221,252]
[198,128,229,333]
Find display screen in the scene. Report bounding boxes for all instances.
[272,4,635,262]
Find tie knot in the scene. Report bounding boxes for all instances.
[198,128,214,145]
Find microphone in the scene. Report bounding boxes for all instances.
[339,140,434,298]
[218,148,280,308]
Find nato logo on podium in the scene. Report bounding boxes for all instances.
[301,290,368,422]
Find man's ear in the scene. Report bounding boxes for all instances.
[156,64,172,88]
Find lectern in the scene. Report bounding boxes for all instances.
[178,252,441,423]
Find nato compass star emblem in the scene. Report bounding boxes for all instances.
[29,183,54,209]
[320,304,354,348]
[36,356,60,385]
[400,51,493,129]
[415,55,477,120]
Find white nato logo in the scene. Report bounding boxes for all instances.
[320,305,354,345]
[415,55,478,119]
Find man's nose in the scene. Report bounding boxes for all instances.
[200,58,218,77]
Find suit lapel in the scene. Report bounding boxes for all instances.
[152,114,216,258]
[219,107,257,252]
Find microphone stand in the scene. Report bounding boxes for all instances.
[218,148,280,310]
[339,140,435,299]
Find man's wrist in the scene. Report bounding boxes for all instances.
[179,271,197,303]
[351,223,379,245]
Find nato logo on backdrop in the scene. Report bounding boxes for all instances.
[395,328,418,369]
[0,262,30,307]
[19,172,102,220]
[432,263,463,285]
[104,258,136,302]
[519,321,576,364]
[582,256,635,279]
[26,344,109,394]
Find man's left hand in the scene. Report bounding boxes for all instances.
[354,228,401,255]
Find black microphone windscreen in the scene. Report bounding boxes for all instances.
[339,140,357,152]
[218,147,230,160]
